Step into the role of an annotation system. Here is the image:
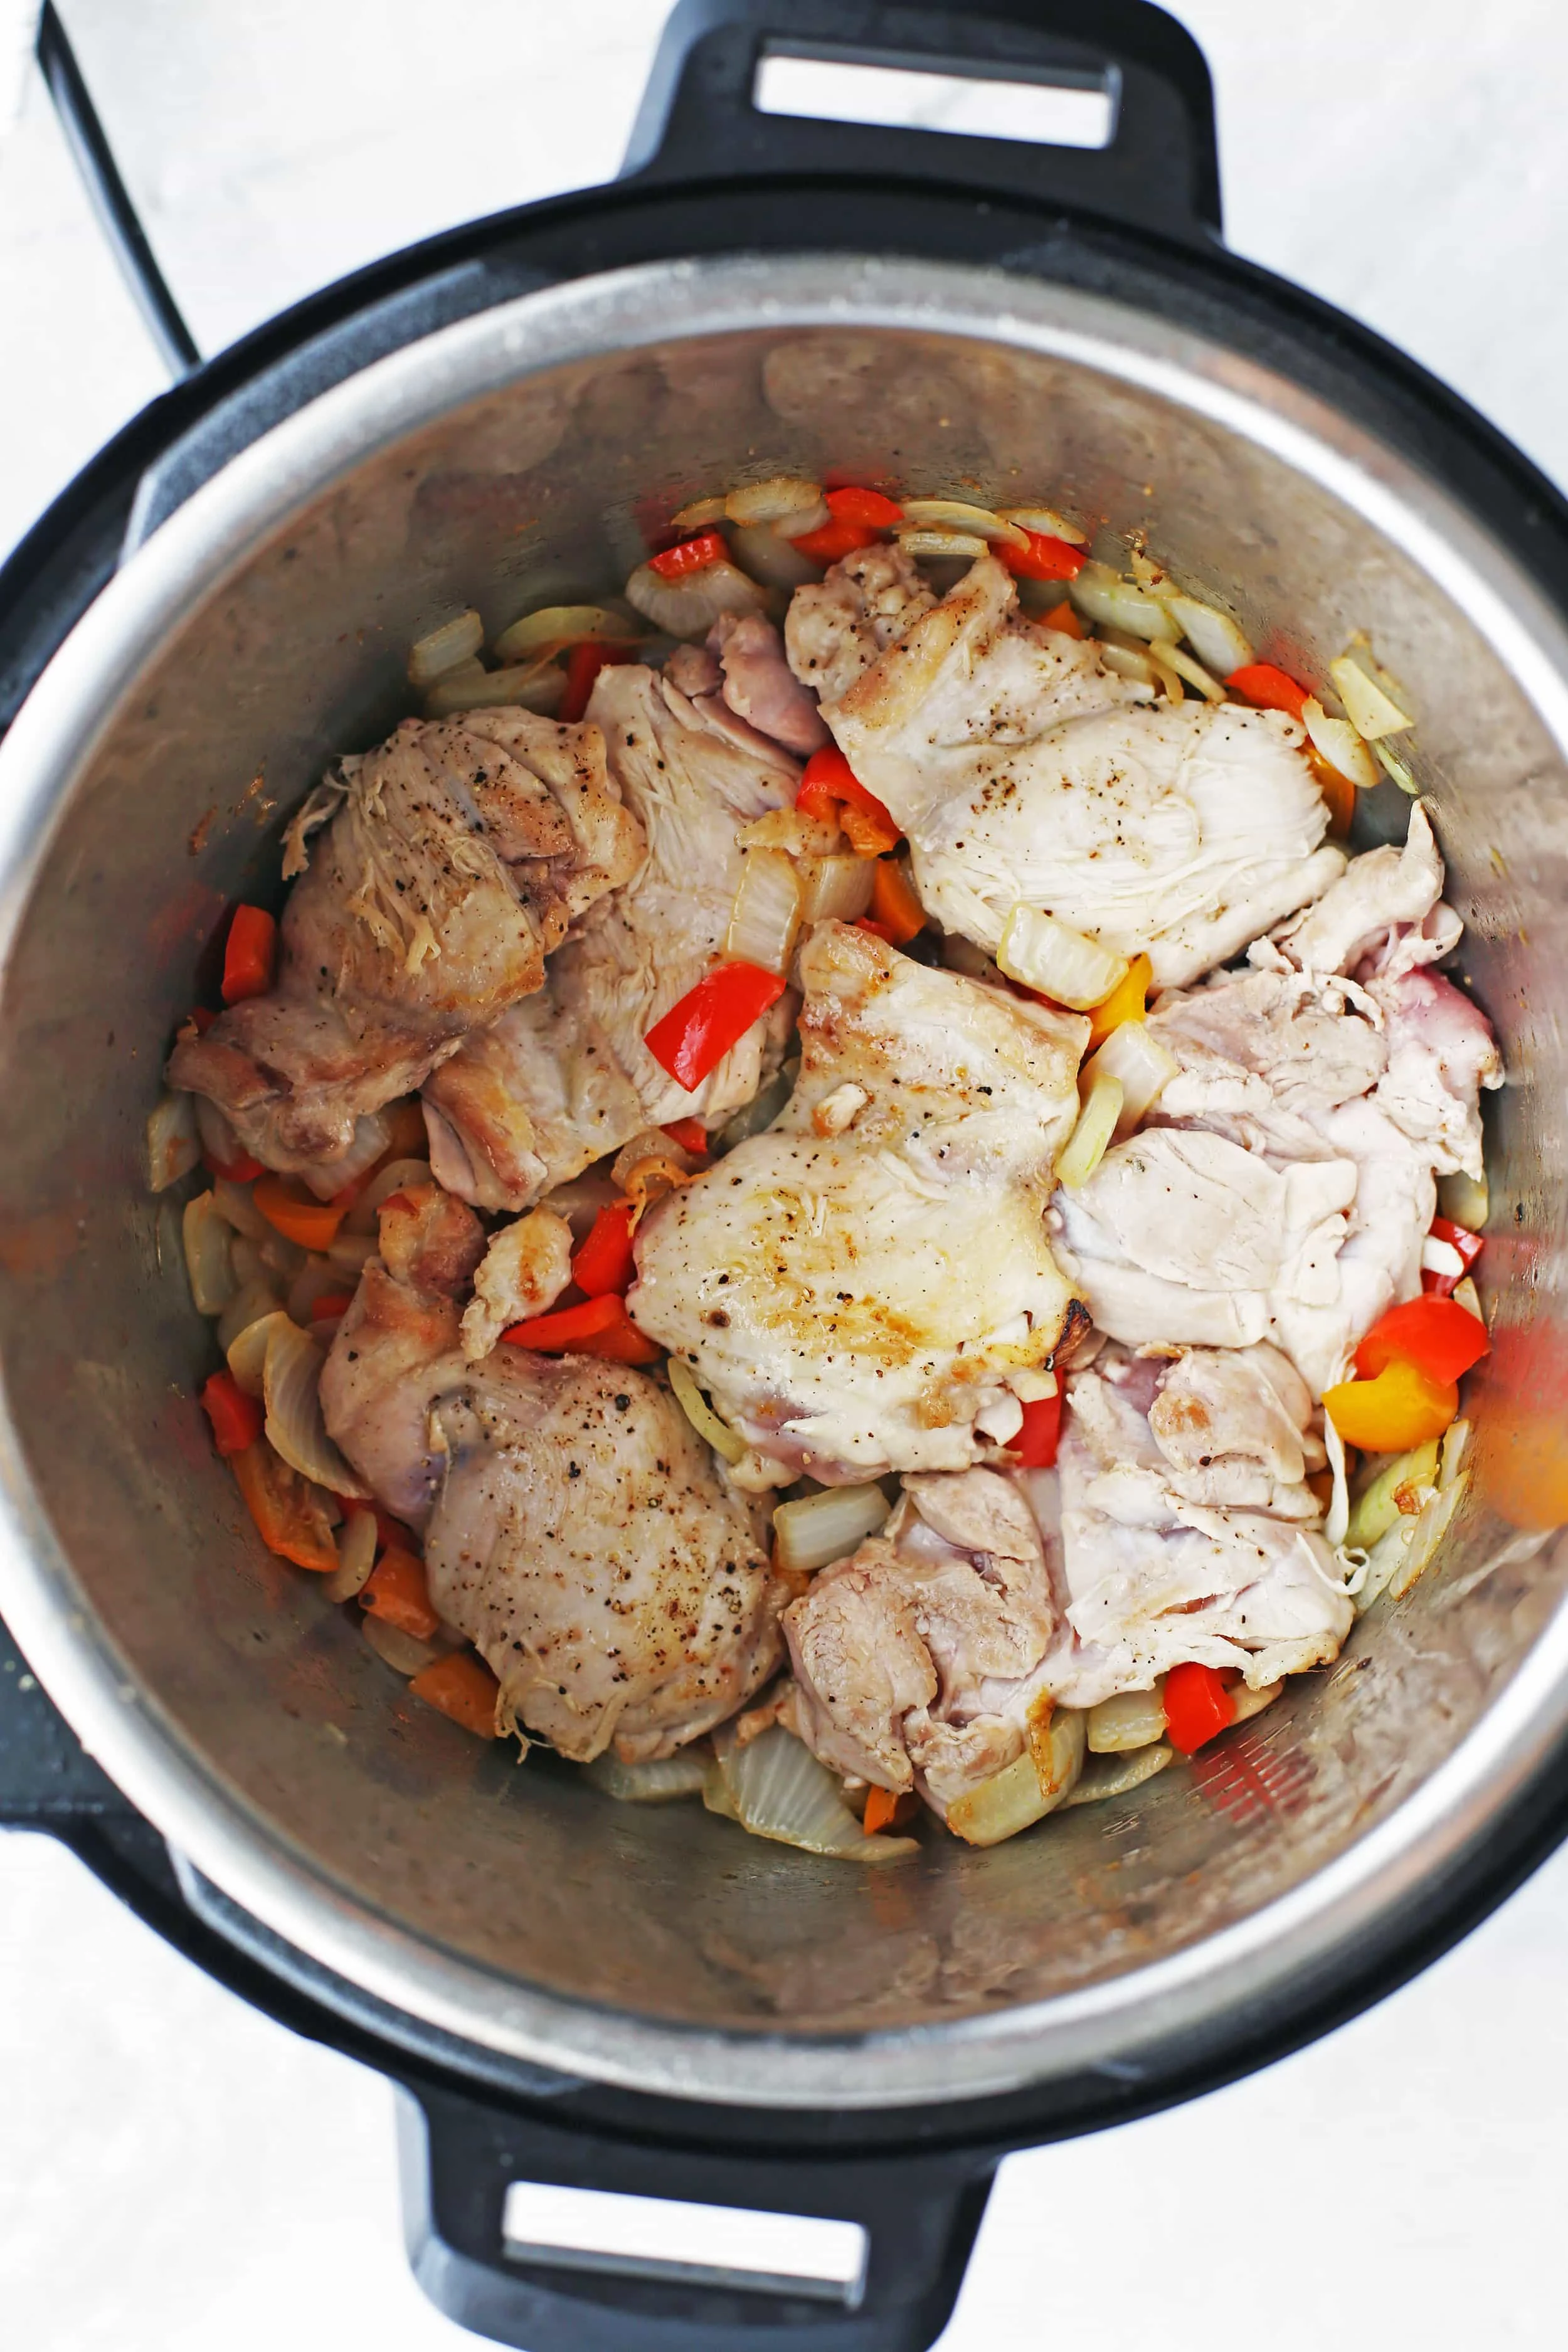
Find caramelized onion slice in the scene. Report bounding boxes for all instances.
[263,1317,369,1498]
[709,1725,918,1862]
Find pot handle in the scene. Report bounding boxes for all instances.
[398,2079,997,2352]
[622,0,1222,246]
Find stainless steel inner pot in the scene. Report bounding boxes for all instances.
[3,253,1567,2111]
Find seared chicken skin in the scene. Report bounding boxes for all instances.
[629,921,1088,1486]
[1057,807,1502,1394]
[423,663,799,1209]
[169,709,642,1177]
[319,1184,781,1761]
[798,551,1344,989]
[785,1468,1059,1819]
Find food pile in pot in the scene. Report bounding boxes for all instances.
[147,475,1501,1859]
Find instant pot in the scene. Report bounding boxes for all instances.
[4,5,1568,2347]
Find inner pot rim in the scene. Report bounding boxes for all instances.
[2,250,1567,2111]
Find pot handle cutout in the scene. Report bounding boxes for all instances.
[398,2078,997,2352]
[622,0,1223,247]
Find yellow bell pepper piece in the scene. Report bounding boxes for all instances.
[1085,952,1152,1049]
[1324,1357,1458,1452]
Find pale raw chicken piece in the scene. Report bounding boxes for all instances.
[784,540,936,706]
[320,1205,781,1762]
[709,612,829,755]
[784,1468,1062,1818]
[629,921,1089,1485]
[168,709,643,1177]
[815,552,1345,988]
[1042,1344,1350,1708]
[1061,807,1502,1394]
[459,1207,574,1360]
[422,664,798,1210]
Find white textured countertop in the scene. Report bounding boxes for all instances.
[3,4,1566,2345]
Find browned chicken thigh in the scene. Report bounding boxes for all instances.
[169,707,643,1177]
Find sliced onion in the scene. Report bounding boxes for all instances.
[1345,1440,1440,1550]
[327,1231,378,1276]
[898,527,988,559]
[1355,1470,1468,1613]
[362,1614,439,1675]
[727,522,825,590]
[1082,1022,1179,1135]
[424,660,566,718]
[669,495,728,531]
[226,1305,292,1397]
[1450,1276,1484,1325]
[1148,647,1185,704]
[344,1158,430,1234]
[183,1192,236,1316]
[217,1280,283,1361]
[263,1317,369,1498]
[259,1228,309,1281]
[297,1112,391,1204]
[772,1481,892,1577]
[997,505,1086,545]
[1160,641,1226,703]
[998,903,1127,1009]
[1070,561,1179,642]
[1098,641,1158,686]
[725,475,824,529]
[1229,1678,1283,1726]
[492,604,642,664]
[1063,1742,1172,1807]
[538,1168,622,1244]
[667,1359,746,1465]
[194,1095,245,1170]
[210,1175,270,1239]
[1303,697,1379,788]
[323,1505,378,1603]
[625,558,768,641]
[585,1747,711,1802]
[1437,1167,1488,1232]
[1372,738,1419,794]
[1086,1685,1167,1753]
[797,853,876,925]
[724,849,802,977]
[146,1090,200,1193]
[1330,650,1412,739]
[1056,1071,1125,1189]
[947,1709,1086,1846]
[710,1724,918,1861]
[408,608,484,688]
[1439,1416,1472,1488]
[899,498,1029,549]
[1166,593,1254,677]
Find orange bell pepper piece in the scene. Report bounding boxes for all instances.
[870,858,926,944]
[409,1651,501,1737]
[360,1545,441,1640]
[1325,1357,1458,1451]
[1226,661,1310,721]
[502,1292,662,1365]
[221,904,277,1004]
[1040,598,1086,639]
[230,1438,339,1572]
[1084,952,1152,1049]
[796,746,902,854]
[252,1174,347,1251]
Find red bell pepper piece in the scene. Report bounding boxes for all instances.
[1421,1215,1484,1297]
[558,640,636,723]
[788,513,881,566]
[648,528,728,579]
[203,1148,265,1183]
[1010,1389,1063,1469]
[644,962,787,1093]
[571,1200,638,1298]
[1225,662,1310,721]
[1355,1295,1490,1385]
[188,1005,218,1034]
[1163,1661,1237,1755]
[200,1368,263,1458]
[854,918,898,944]
[1002,529,1087,584]
[661,1116,709,1155]
[502,1292,662,1364]
[221,904,277,1004]
[824,485,903,528]
[308,1291,356,1322]
[796,746,900,837]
